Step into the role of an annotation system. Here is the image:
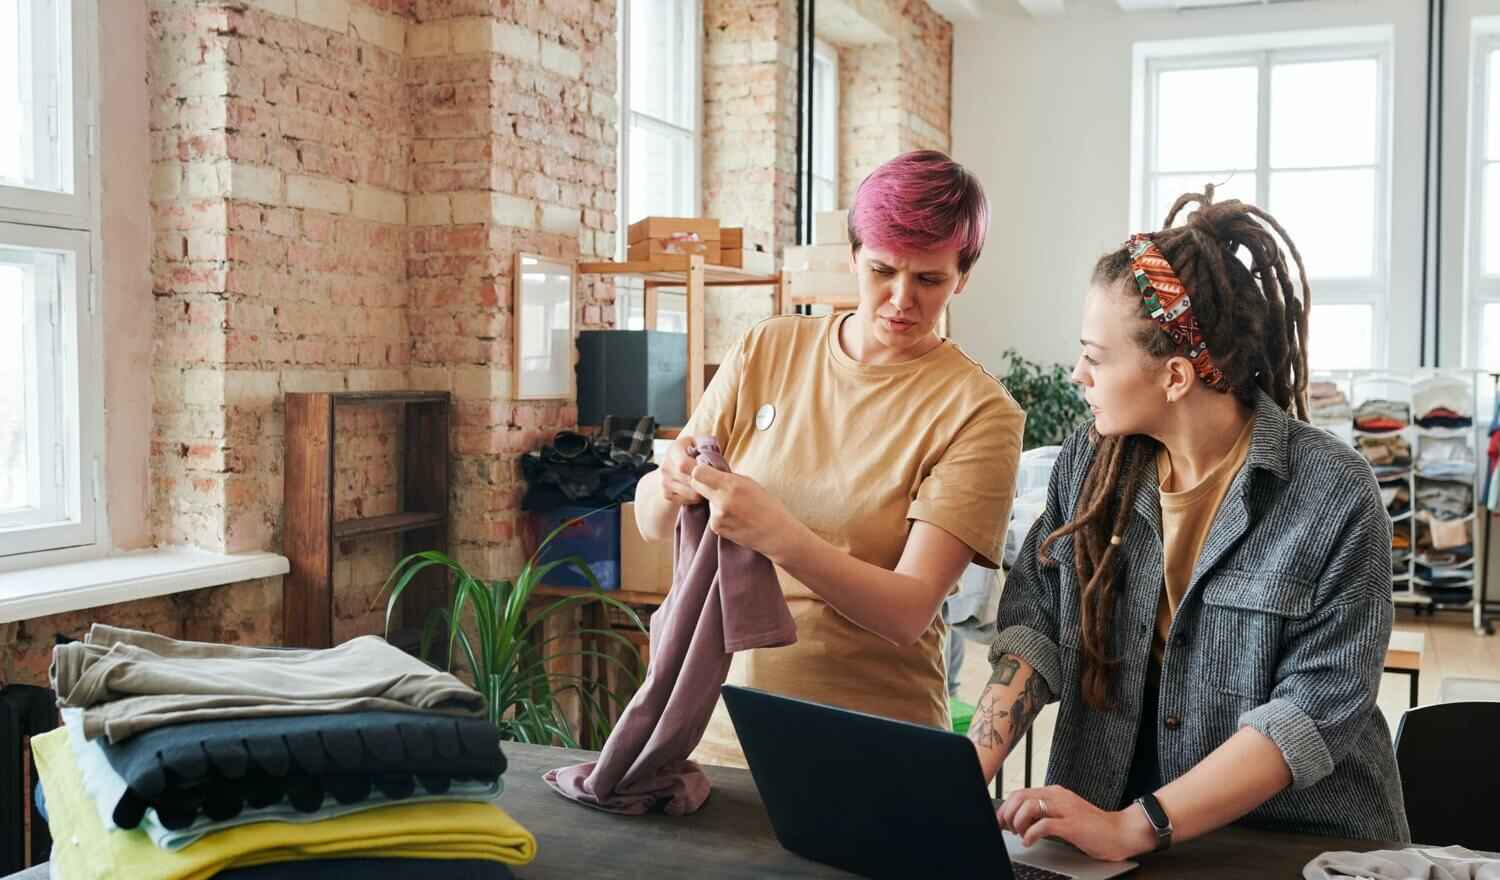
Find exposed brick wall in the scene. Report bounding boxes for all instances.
[6,0,953,689]
[1,577,284,687]
[836,0,951,207]
[404,5,617,582]
[2,0,620,687]
[838,42,899,210]
[702,0,799,255]
[702,0,953,362]
[896,0,951,155]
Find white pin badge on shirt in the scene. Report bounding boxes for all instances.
[755,403,776,431]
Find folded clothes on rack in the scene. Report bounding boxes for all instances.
[1358,435,1411,467]
[1309,381,1352,425]
[1412,375,1473,422]
[1354,399,1411,432]
[1416,478,1474,521]
[1416,435,1475,481]
[1416,407,1473,430]
[1381,484,1411,517]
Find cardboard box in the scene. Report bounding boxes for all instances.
[717,246,776,274]
[784,269,859,299]
[627,238,714,262]
[620,502,674,594]
[813,210,849,245]
[627,216,721,245]
[782,244,852,272]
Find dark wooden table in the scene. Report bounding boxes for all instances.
[7,741,1398,878]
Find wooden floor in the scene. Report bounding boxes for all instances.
[954,611,1500,794]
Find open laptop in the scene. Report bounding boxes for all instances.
[721,685,1137,880]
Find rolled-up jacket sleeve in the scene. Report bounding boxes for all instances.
[1237,479,1394,791]
[987,432,1086,700]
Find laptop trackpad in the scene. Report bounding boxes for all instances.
[1004,831,1138,879]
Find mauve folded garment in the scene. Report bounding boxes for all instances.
[545,436,796,815]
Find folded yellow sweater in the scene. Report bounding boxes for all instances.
[33,727,536,880]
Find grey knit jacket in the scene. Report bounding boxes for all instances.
[991,390,1410,842]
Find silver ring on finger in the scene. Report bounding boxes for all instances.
[1037,799,1048,818]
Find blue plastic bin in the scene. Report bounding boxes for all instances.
[530,505,620,589]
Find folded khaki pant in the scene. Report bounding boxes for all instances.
[51,624,484,743]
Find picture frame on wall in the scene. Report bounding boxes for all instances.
[513,252,576,401]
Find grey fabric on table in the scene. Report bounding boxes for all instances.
[51,624,484,743]
[1304,846,1500,880]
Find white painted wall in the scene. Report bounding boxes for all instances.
[949,0,1432,373]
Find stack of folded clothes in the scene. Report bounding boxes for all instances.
[1357,434,1412,480]
[36,624,535,879]
[1413,479,1476,604]
[1412,375,1474,430]
[1309,381,1353,427]
[1381,483,1411,518]
[1415,435,1475,481]
[1354,399,1410,433]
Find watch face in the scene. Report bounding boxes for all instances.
[1139,795,1170,831]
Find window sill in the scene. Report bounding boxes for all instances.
[0,547,290,624]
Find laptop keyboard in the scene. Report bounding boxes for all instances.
[1011,862,1075,880]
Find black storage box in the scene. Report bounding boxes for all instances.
[576,330,688,427]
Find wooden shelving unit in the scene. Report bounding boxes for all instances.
[577,254,780,433]
[283,390,451,649]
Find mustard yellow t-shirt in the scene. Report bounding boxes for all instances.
[682,313,1024,767]
[1153,416,1255,659]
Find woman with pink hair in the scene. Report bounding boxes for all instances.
[634,150,1024,767]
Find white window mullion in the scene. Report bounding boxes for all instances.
[1142,35,1389,371]
[0,0,100,562]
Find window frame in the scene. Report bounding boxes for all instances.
[0,0,104,568]
[1136,33,1394,371]
[616,0,702,250]
[806,38,839,221]
[1465,24,1500,370]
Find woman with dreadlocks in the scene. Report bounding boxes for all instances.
[967,189,1409,861]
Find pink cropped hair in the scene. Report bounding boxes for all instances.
[848,150,990,274]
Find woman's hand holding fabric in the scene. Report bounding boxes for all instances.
[688,463,806,564]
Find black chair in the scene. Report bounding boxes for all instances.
[0,684,57,874]
[1394,701,1500,851]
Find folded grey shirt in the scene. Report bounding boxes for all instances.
[51,624,485,743]
[1305,846,1500,880]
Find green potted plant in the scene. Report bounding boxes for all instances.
[996,349,1091,449]
[381,511,648,747]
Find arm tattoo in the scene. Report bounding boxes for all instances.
[991,655,1021,687]
[969,653,1052,755]
[1006,670,1051,748]
[970,686,1008,749]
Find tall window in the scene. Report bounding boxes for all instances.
[1140,39,1390,371]
[803,39,839,224]
[619,0,700,229]
[0,0,100,560]
[1468,30,1500,369]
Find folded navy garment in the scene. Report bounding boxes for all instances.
[98,710,505,829]
[220,858,514,879]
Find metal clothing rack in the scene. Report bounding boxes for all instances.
[1313,369,1493,635]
